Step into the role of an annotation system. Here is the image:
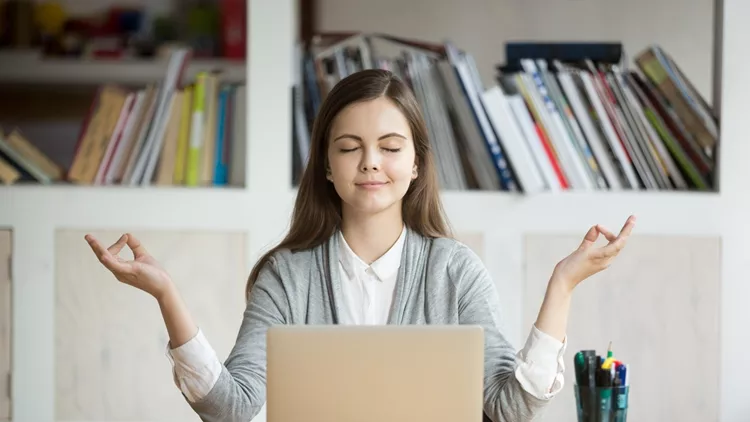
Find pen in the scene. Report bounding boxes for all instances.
[595,366,612,387]
[617,363,627,386]
[595,368,613,422]
[574,351,585,385]
[586,354,597,387]
[613,364,630,422]
[574,348,629,422]
[624,364,630,386]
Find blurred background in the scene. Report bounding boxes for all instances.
[0,0,742,421]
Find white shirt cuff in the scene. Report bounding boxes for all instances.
[165,328,222,403]
[514,324,567,400]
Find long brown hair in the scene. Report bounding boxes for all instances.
[246,68,452,299]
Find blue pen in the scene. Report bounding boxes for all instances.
[617,364,627,386]
[613,364,630,422]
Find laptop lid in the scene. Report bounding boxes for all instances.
[267,325,484,422]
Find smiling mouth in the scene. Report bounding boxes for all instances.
[356,181,387,189]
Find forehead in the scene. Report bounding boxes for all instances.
[329,97,412,138]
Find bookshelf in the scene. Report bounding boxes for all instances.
[3,0,750,422]
[0,1,293,422]
[0,51,246,85]
[294,32,720,195]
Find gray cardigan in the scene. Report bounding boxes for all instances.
[187,227,550,422]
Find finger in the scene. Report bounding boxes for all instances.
[85,234,110,260]
[126,233,148,258]
[98,253,134,275]
[108,234,128,255]
[592,229,632,259]
[578,225,598,248]
[591,239,625,260]
[85,235,132,274]
[596,225,617,242]
[588,216,636,260]
[617,215,637,238]
[608,216,636,250]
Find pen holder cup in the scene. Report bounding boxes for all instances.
[574,385,629,422]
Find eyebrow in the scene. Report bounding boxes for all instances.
[332,132,407,143]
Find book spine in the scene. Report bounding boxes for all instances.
[185,73,207,186]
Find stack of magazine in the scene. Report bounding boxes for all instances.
[293,33,718,193]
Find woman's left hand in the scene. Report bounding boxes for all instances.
[551,215,636,294]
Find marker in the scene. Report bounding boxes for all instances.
[613,365,630,422]
[617,364,627,386]
[586,354,597,387]
[596,366,613,387]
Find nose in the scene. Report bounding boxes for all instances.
[360,147,381,172]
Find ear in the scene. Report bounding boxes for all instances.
[412,163,418,180]
[326,164,333,181]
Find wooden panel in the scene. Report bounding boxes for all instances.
[55,230,248,422]
[522,234,720,422]
[0,230,10,421]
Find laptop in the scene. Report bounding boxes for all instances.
[266,325,485,422]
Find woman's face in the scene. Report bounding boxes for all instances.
[326,96,418,219]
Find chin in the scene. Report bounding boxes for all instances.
[340,188,406,216]
[345,196,398,215]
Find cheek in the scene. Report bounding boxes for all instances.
[383,153,415,180]
[328,154,358,181]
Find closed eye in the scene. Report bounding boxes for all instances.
[338,147,401,153]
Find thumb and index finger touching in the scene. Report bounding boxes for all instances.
[591,215,637,259]
[579,215,636,251]
[124,233,148,258]
[85,232,149,274]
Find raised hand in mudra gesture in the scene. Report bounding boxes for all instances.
[534,215,636,342]
[85,233,173,301]
[552,214,637,292]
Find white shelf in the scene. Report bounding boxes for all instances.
[1,185,293,231]
[0,51,246,85]
[1,185,721,236]
[439,190,722,235]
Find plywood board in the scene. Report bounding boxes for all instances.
[456,232,484,259]
[0,230,11,421]
[522,233,720,422]
[55,230,248,421]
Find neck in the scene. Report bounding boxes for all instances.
[340,205,404,264]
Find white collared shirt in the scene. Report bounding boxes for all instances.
[337,227,405,325]
[166,228,567,402]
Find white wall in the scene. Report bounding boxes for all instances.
[318,0,717,105]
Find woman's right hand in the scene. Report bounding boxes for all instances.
[85,233,174,301]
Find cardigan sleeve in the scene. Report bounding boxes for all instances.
[450,243,562,422]
[185,257,289,422]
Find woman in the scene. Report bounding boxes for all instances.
[85,69,635,422]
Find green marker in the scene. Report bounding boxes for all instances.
[574,351,585,385]
[597,386,613,422]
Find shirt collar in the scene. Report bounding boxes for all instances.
[338,225,406,281]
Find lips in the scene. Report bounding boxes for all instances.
[356,181,387,189]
